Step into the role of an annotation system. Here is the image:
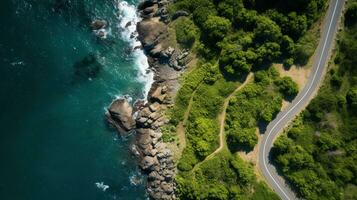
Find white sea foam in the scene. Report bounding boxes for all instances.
[10,60,25,66]
[116,1,154,100]
[95,182,110,192]
[129,172,144,186]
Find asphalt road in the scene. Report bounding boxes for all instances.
[258,0,346,199]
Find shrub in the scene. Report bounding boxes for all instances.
[294,32,317,65]
[203,15,231,43]
[346,87,357,110]
[275,76,299,97]
[228,128,258,150]
[175,17,198,48]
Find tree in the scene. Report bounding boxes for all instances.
[217,0,236,20]
[275,76,299,97]
[285,12,308,40]
[281,35,295,57]
[192,2,217,27]
[231,155,255,185]
[207,184,229,200]
[234,9,259,31]
[345,2,357,27]
[176,176,201,200]
[347,87,357,110]
[254,16,282,43]
[220,44,252,75]
[195,140,210,157]
[255,42,281,63]
[273,135,294,154]
[203,15,231,43]
[228,128,258,150]
[175,17,198,48]
[294,33,316,65]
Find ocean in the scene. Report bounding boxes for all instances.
[0,0,151,199]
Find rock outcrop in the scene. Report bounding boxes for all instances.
[90,20,107,30]
[106,98,136,133]
[172,10,189,20]
[135,1,179,199]
[137,19,167,51]
[90,19,108,39]
[107,1,184,199]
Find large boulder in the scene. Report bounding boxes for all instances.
[107,98,135,133]
[90,20,107,30]
[138,0,155,11]
[137,20,167,51]
[140,156,158,171]
[149,86,167,103]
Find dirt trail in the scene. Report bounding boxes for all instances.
[176,88,198,150]
[192,73,254,170]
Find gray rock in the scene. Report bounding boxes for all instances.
[150,86,166,103]
[107,98,135,133]
[137,0,154,11]
[136,128,155,135]
[147,119,154,125]
[154,142,166,150]
[160,182,174,194]
[172,10,189,20]
[149,179,161,188]
[140,156,158,171]
[149,112,161,121]
[138,134,152,146]
[149,102,161,112]
[158,0,169,7]
[150,44,163,57]
[137,20,167,50]
[143,6,156,15]
[142,144,158,156]
[130,145,140,157]
[137,117,148,124]
[150,131,162,139]
[138,107,152,118]
[157,149,171,159]
[155,7,168,17]
[149,171,165,181]
[90,20,107,30]
[125,21,132,28]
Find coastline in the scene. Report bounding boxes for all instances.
[107,0,189,199]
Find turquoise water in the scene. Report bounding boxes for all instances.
[0,0,148,199]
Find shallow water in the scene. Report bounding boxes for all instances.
[0,0,148,199]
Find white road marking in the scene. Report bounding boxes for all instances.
[262,0,340,199]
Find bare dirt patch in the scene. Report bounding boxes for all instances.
[274,64,311,90]
[238,128,265,181]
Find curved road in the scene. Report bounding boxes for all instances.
[259,0,345,199]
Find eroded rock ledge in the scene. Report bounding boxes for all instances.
[106,0,192,199]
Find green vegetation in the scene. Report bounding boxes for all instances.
[165,0,327,199]
[170,0,326,70]
[226,68,287,151]
[272,2,357,199]
[176,150,280,200]
[275,76,299,97]
[176,63,237,171]
[175,17,199,48]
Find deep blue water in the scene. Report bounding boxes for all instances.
[0,0,148,199]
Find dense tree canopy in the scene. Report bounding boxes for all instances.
[273,2,357,199]
[275,76,299,97]
[203,15,231,43]
[169,0,328,199]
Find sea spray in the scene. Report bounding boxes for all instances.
[116,0,154,100]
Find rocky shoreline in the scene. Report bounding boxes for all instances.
[106,0,190,199]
